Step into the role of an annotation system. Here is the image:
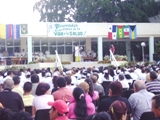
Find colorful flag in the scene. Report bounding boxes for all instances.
[117,25,124,38]
[108,25,117,40]
[124,25,129,37]
[6,24,12,39]
[12,24,20,39]
[129,25,137,39]
[21,24,28,34]
[0,24,6,39]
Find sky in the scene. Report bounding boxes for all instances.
[0,0,40,23]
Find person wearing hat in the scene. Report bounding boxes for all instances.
[48,100,69,120]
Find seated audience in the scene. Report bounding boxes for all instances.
[32,82,53,115]
[152,95,160,119]
[52,77,72,102]
[0,79,24,111]
[51,76,59,94]
[22,82,34,107]
[90,74,105,96]
[146,71,160,93]
[48,100,69,120]
[128,80,154,120]
[31,74,39,96]
[97,81,131,114]
[67,87,95,119]
[12,75,24,97]
[85,78,99,100]
[0,107,12,120]
[118,74,129,89]
[12,110,32,120]
[108,100,127,120]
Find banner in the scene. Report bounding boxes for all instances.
[47,23,87,37]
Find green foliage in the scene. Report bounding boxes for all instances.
[33,0,75,22]
[34,0,159,22]
[3,66,27,71]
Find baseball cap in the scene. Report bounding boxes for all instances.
[48,100,68,114]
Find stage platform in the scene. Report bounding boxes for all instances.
[0,61,127,70]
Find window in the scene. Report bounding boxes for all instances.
[65,46,72,54]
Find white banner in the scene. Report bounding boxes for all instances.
[47,23,87,37]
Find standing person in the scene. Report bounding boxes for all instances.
[75,44,80,62]
[110,44,115,61]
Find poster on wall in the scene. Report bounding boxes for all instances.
[47,22,87,37]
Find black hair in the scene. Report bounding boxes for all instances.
[64,76,72,85]
[104,72,109,80]
[31,74,39,83]
[12,76,20,85]
[118,74,124,81]
[85,78,94,98]
[73,87,88,117]
[109,68,115,77]
[23,82,32,93]
[35,82,50,96]
[152,95,160,109]
[56,77,66,88]
[86,112,111,120]
[12,111,32,120]
[42,71,46,77]
[0,108,12,120]
[109,81,122,96]
[7,71,13,76]
[150,71,157,80]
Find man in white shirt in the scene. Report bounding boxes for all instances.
[45,50,50,58]
[75,44,80,62]
[128,80,155,120]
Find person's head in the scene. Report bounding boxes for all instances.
[108,100,127,120]
[150,71,158,80]
[64,76,72,85]
[23,82,32,94]
[133,80,146,92]
[73,87,88,117]
[3,79,14,90]
[48,100,68,120]
[35,82,50,96]
[7,71,13,77]
[0,108,12,120]
[31,74,39,83]
[12,76,20,85]
[85,78,94,98]
[12,111,32,120]
[118,74,124,81]
[152,95,160,118]
[90,74,98,83]
[109,81,122,97]
[56,77,66,88]
[79,82,89,93]
[86,112,111,120]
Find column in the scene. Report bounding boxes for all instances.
[27,36,32,63]
[86,38,91,52]
[126,41,131,62]
[98,37,103,61]
[149,36,154,62]
[21,37,27,51]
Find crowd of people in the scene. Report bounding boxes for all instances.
[0,64,160,120]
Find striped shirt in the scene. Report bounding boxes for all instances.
[146,80,160,93]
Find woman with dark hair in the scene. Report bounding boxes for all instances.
[101,70,113,82]
[108,100,127,120]
[32,82,53,116]
[85,78,99,100]
[67,87,95,119]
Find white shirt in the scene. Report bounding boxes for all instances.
[130,72,138,80]
[21,51,26,57]
[75,46,79,56]
[43,77,53,90]
[32,94,53,111]
[119,80,129,89]
[2,76,12,84]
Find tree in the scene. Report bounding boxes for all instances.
[33,0,75,22]
[34,0,159,22]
